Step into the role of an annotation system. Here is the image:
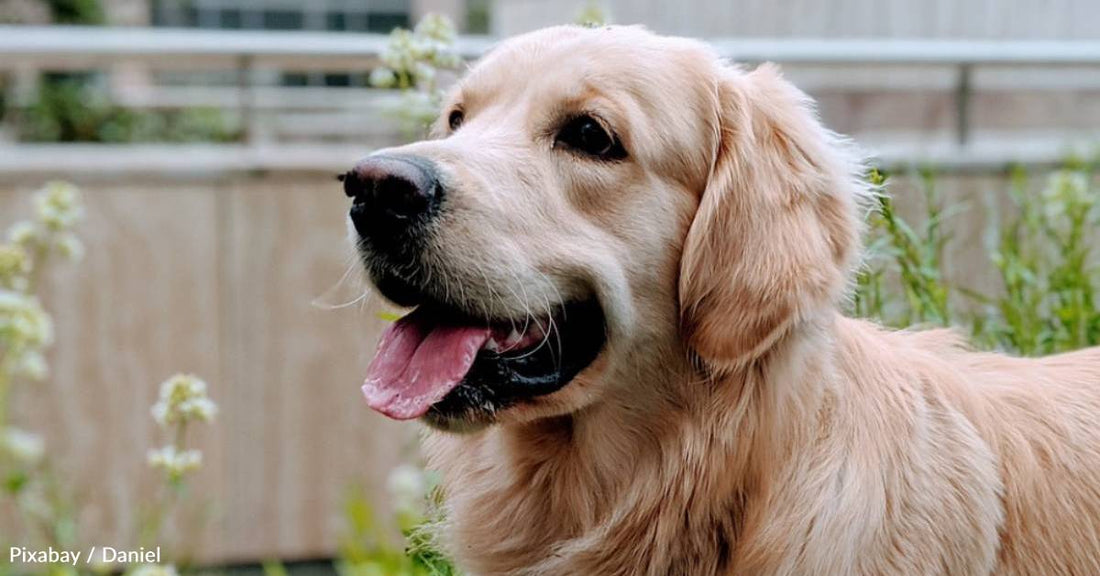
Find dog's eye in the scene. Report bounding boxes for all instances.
[555,115,626,160]
[448,109,464,131]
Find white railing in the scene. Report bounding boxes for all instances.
[4,26,1100,65]
[0,25,490,62]
[1,25,1099,174]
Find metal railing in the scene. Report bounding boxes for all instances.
[4,26,1100,66]
[1,25,1100,174]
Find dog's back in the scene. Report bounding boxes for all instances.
[838,318,1100,575]
[970,345,1100,574]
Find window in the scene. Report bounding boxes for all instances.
[152,0,412,87]
[153,0,411,34]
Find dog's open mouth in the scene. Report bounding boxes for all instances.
[362,298,606,428]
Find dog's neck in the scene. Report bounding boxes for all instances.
[427,313,839,574]
[570,311,836,498]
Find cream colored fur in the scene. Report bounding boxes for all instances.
[367,25,1100,575]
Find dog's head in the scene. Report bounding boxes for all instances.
[346,26,864,432]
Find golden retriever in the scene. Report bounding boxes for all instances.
[343,25,1100,575]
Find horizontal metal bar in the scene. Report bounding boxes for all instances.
[0,136,1091,178]
[708,38,1100,66]
[0,26,493,59]
[2,26,1100,67]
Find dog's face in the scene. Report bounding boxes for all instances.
[347,26,862,432]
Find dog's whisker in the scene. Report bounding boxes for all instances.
[312,252,373,311]
[508,267,535,338]
[474,261,507,328]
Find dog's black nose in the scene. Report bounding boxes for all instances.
[344,155,442,242]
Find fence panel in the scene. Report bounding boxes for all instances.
[0,177,409,564]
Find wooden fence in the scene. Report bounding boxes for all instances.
[1,174,409,564]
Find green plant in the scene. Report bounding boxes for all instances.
[866,168,954,326]
[576,2,610,26]
[854,164,1099,356]
[464,0,491,34]
[0,183,218,576]
[17,79,239,144]
[337,465,459,576]
[138,373,218,565]
[368,14,462,134]
[979,166,1100,354]
[46,0,105,25]
[852,169,889,320]
[1,183,86,572]
[983,167,1053,354]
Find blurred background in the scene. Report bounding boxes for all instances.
[0,1,1097,575]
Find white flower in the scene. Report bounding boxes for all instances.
[33,181,84,231]
[376,15,459,94]
[382,29,416,70]
[414,62,436,83]
[8,183,85,263]
[129,564,179,576]
[414,13,456,43]
[431,50,461,70]
[7,221,38,248]
[1041,170,1093,220]
[56,233,85,262]
[0,289,54,350]
[0,427,45,465]
[179,397,217,422]
[151,373,217,427]
[147,445,202,478]
[0,243,30,290]
[387,464,427,516]
[397,91,439,125]
[12,350,49,381]
[369,67,397,89]
[407,38,431,61]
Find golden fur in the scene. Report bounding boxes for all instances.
[366,25,1100,575]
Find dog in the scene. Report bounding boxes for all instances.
[343,25,1100,576]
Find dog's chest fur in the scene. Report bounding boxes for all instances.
[420,323,1024,576]
[424,412,748,576]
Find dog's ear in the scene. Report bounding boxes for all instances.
[679,63,865,370]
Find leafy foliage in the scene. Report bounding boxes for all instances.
[337,467,459,576]
[45,0,105,25]
[3,0,235,144]
[854,164,1100,355]
[17,77,239,144]
[5,0,235,146]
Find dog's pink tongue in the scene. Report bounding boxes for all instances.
[362,309,491,420]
